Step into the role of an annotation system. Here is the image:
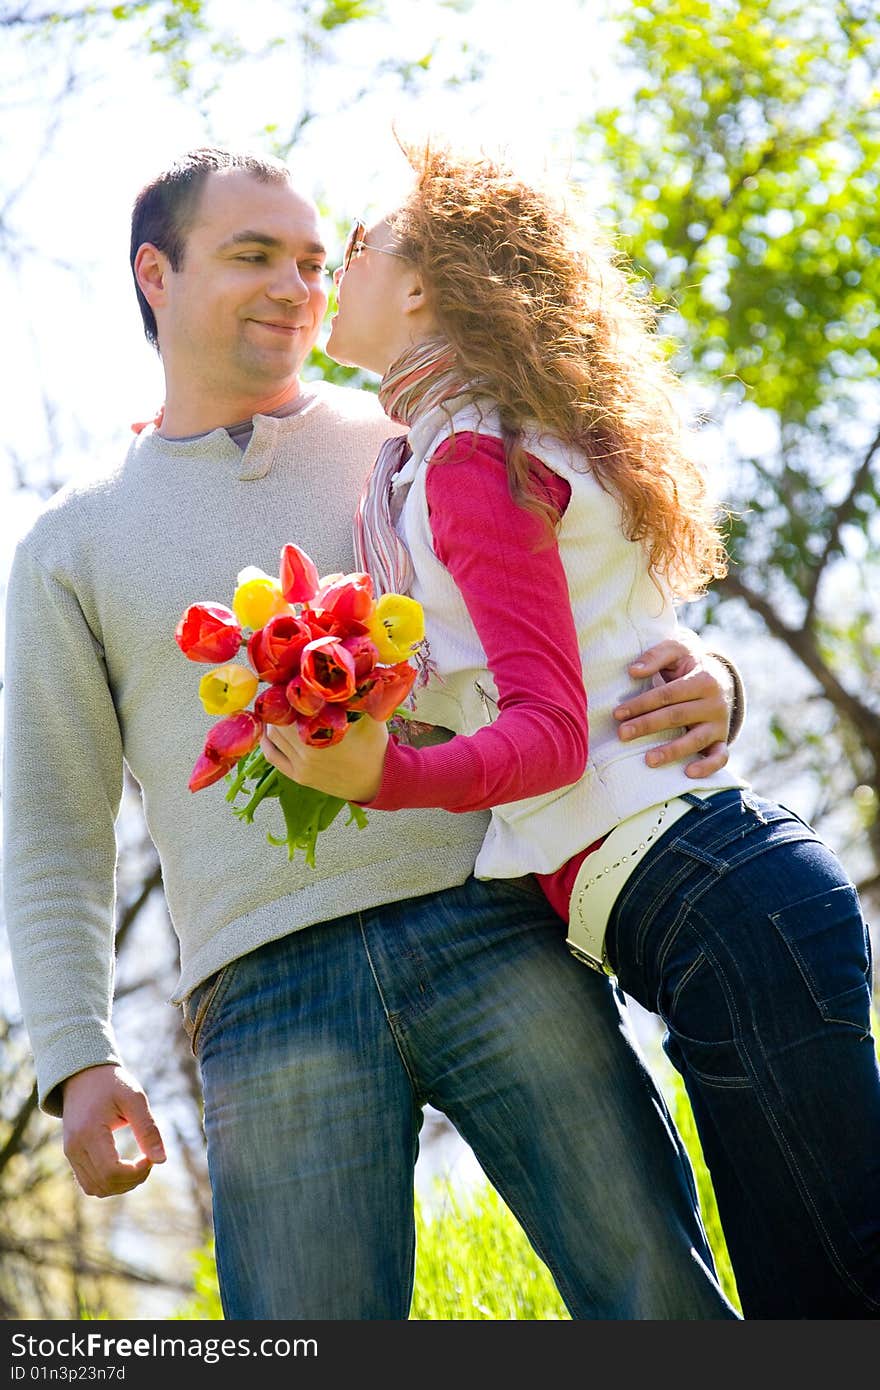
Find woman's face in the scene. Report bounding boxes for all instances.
[326,217,429,375]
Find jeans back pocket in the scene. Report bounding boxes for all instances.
[770,883,873,1033]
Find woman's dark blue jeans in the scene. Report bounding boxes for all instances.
[604,788,880,1319]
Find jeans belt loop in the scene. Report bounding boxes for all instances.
[565,791,718,976]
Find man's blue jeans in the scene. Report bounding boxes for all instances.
[183,875,737,1320]
[604,788,880,1319]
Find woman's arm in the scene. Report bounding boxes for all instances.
[263,435,737,808]
[265,435,587,809]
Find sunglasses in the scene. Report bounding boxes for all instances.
[341,219,409,274]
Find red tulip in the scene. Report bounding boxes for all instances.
[204,711,263,762]
[285,674,326,717]
[296,703,349,747]
[254,683,297,726]
[341,633,379,681]
[299,636,357,704]
[313,571,375,624]
[280,543,320,604]
[189,751,236,792]
[247,613,312,683]
[348,661,418,722]
[304,607,370,641]
[176,603,243,663]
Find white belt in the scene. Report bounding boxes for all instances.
[565,790,719,975]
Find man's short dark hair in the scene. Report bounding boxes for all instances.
[130,147,292,348]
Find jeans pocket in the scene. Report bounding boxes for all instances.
[654,936,749,1085]
[770,883,872,1032]
[181,961,235,1057]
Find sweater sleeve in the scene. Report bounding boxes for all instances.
[364,435,588,814]
[2,542,125,1116]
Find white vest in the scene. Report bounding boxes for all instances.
[396,398,748,879]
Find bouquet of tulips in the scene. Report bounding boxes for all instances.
[175,543,425,866]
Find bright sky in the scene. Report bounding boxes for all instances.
[3,0,621,575]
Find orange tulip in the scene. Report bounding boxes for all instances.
[348,661,418,722]
[296,704,349,748]
[247,614,312,683]
[299,636,357,704]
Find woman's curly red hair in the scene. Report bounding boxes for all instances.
[390,144,728,600]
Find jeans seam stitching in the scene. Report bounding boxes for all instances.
[187,963,232,1056]
[687,902,880,1309]
[357,913,421,1097]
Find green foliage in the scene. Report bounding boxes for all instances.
[585,0,880,582]
[317,0,384,31]
[585,0,880,855]
[169,1245,224,1321]
[590,1,880,421]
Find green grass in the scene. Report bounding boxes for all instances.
[410,1182,569,1319]
[671,1081,741,1313]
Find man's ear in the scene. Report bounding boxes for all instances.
[133,243,169,310]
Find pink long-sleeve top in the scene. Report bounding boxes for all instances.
[362,434,604,920]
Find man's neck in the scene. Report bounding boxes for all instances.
[159,378,302,438]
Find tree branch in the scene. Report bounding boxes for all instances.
[0,1083,38,1180]
[0,1231,194,1292]
[803,421,880,624]
[715,569,880,765]
[115,860,163,950]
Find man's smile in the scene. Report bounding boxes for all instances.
[251,319,306,335]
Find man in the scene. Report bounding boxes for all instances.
[3,147,741,1320]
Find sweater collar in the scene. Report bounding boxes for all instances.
[132,387,324,480]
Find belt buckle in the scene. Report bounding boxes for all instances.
[566,938,614,977]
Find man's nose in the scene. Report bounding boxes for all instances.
[333,265,344,288]
[268,263,310,303]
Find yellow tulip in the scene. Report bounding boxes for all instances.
[232,567,292,630]
[198,663,259,716]
[367,593,425,664]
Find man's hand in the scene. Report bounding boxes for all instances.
[262,713,390,804]
[613,635,736,778]
[62,1064,167,1198]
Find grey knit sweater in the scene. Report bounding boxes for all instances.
[2,382,489,1115]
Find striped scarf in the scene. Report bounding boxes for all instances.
[353,336,476,598]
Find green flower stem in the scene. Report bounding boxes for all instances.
[234,767,281,823]
[225,747,268,802]
[219,728,372,867]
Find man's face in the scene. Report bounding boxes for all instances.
[158,169,329,395]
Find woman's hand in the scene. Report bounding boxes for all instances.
[613,633,738,777]
[261,713,390,804]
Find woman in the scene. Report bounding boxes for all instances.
[263,147,880,1318]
